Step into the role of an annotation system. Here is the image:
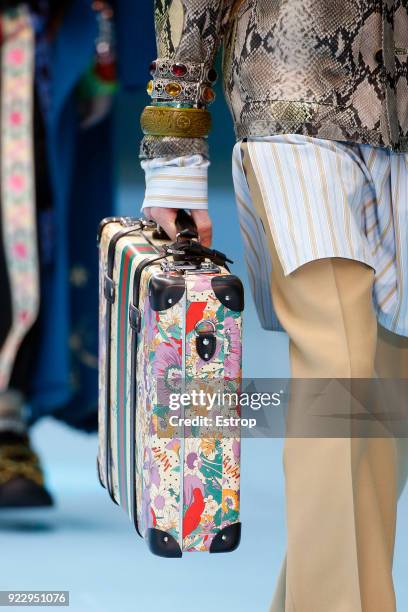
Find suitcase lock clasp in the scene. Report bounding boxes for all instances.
[195,320,217,361]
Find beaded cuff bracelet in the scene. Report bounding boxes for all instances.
[146,58,217,108]
[147,78,216,106]
[149,59,218,85]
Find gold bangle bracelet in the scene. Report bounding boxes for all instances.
[140,106,212,138]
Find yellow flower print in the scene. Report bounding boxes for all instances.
[200,438,216,458]
[222,488,239,513]
[201,513,214,524]
[164,310,182,329]
[153,336,161,349]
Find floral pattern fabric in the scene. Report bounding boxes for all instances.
[0,8,39,390]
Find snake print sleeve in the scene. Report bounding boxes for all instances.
[140,0,233,160]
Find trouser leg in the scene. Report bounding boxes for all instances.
[273,257,396,612]
[375,325,408,499]
[270,330,408,612]
[240,143,398,612]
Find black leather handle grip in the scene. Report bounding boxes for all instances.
[152,209,198,241]
[175,209,198,239]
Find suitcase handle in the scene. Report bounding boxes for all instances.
[175,209,199,240]
[152,209,198,241]
[165,238,233,267]
[154,209,233,267]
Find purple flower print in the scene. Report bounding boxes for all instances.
[143,348,150,395]
[201,520,216,534]
[232,439,240,460]
[142,486,153,531]
[166,438,180,454]
[201,521,217,550]
[143,296,157,345]
[143,447,160,489]
[149,417,157,436]
[153,342,182,379]
[154,494,165,511]
[191,276,212,292]
[224,317,241,380]
[183,474,204,506]
[186,452,202,470]
[154,341,182,406]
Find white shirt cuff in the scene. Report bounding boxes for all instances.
[141,155,209,210]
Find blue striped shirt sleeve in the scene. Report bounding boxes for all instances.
[141,155,209,210]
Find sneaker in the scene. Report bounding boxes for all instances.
[0,431,54,508]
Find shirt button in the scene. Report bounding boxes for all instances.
[375,49,383,63]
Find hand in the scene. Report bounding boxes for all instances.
[143,207,212,247]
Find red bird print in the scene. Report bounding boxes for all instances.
[186,302,207,335]
[183,488,205,538]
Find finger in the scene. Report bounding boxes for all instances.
[190,209,212,247]
[143,207,152,220]
[150,207,178,241]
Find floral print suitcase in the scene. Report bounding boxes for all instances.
[97,216,243,557]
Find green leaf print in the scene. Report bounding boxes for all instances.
[200,456,222,479]
[206,480,222,501]
[213,507,222,525]
[223,508,239,523]
[166,324,181,339]
[157,323,170,342]
[153,405,170,419]
[215,304,224,323]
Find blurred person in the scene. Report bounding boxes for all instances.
[0,1,154,509]
[141,1,408,611]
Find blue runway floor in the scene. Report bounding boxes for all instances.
[1,180,407,612]
[1,425,286,612]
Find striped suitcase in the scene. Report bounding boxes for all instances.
[97,216,244,557]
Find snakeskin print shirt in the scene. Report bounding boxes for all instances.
[141,0,408,159]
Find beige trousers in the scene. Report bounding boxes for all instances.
[241,144,408,612]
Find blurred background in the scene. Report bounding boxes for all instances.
[1,82,407,612]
